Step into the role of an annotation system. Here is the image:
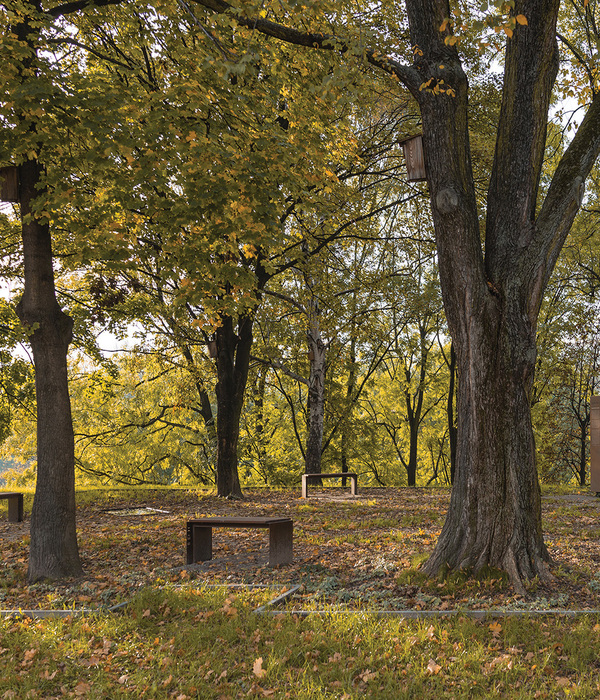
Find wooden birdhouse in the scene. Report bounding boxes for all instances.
[207,338,217,359]
[0,166,18,202]
[400,135,427,182]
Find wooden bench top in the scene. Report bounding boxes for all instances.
[0,492,23,498]
[188,516,292,527]
[303,473,357,478]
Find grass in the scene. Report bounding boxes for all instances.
[3,485,600,697]
[1,584,600,698]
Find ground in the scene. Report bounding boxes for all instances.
[1,486,600,613]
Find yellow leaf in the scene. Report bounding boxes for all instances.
[516,14,528,25]
[504,26,513,37]
[445,35,458,46]
[439,18,449,32]
[253,656,267,678]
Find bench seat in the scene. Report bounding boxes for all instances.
[301,473,358,498]
[186,516,293,566]
[0,492,23,522]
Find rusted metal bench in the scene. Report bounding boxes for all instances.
[186,516,293,566]
[301,472,358,498]
[0,492,23,522]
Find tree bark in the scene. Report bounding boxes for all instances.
[446,342,457,484]
[11,8,83,582]
[405,0,566,591]
[304,291,327,477]
[214,313,252,497]
[16,157,83,582]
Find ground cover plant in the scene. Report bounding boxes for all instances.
[2,486,600,697]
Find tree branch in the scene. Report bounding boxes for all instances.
[190,0,420,91]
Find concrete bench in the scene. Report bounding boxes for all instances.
[0,492,23,522]
[301,472,358,498]
[186,516,293,567]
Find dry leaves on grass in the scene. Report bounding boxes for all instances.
[1,487,600,612]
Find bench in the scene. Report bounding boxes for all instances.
[301,472,358,498]
[186,516,293,567]
[0,492,23,522]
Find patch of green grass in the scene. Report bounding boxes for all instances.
[1,584,600,698]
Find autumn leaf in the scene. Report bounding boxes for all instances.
[253,657,267,678]
[489,621,502,638]
[515,14,528,25]
[427,659,442,675]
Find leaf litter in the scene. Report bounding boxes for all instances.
[1,486,600,613]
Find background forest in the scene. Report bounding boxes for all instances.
[1,0,599,493]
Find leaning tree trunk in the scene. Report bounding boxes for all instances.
[16,158,83,581]
[214,313,253,497]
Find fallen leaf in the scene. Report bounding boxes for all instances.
[427,659,441,675]
[489,621,502,637]
[253,657,267,678]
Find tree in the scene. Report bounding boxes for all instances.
[194,0,600,591]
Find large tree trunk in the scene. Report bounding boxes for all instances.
[423,291,551,587]
[12,8,82,582]
[404,0,563,591]
[214,313,253,497]
[16,158,83,582]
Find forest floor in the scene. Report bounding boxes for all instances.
[2,485,600,613]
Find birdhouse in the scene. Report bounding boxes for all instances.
[207,338,217,359]
[400,135,427,182]
[0,166,18,202]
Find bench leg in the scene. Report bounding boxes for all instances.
[350,476,357,496]
[301,474,308,499]
[269,521,293,566]
[7,495,23,523]
[186,524,212,564]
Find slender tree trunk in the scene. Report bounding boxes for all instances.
[578,414,589,487]
[447,342,457,484]
[16,158,83,581]
[305,328,327,475]
[180,344,217,468]
[341,322,357,487]
[214,313,253,497]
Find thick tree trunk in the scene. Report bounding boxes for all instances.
[404,0,563,591]
[422,293,551,590]
[214,313,253,497]
[16,159,83,582]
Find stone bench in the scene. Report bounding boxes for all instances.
[186,516,293,567]
[0,492,24,522]
[301,472,358,498]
